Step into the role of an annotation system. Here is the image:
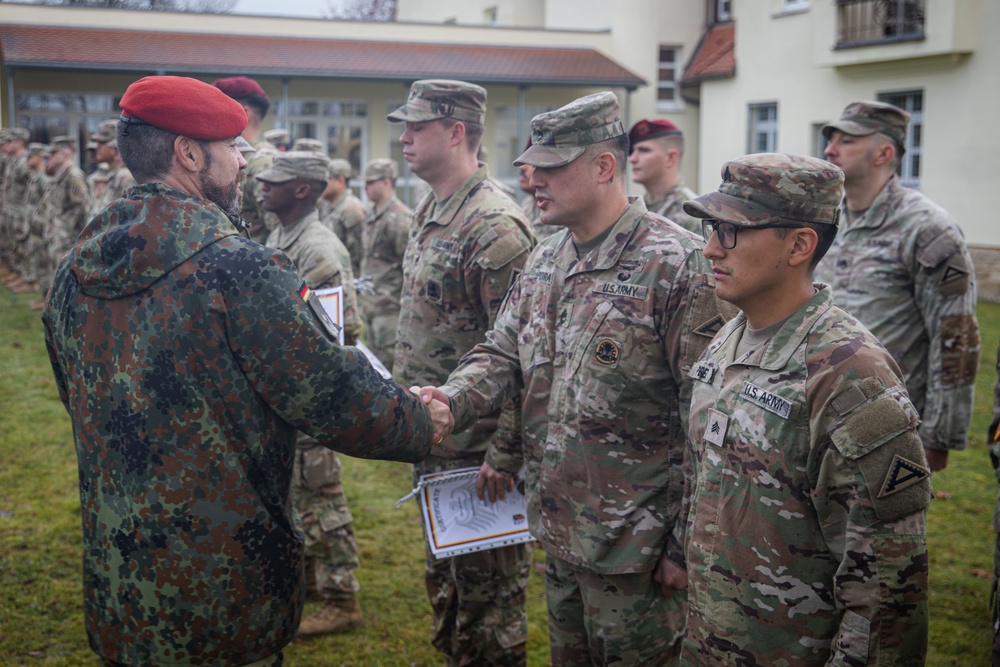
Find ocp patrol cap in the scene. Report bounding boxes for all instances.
[684,153,844,226]
[387,79,486,125]
[514,92,626,168]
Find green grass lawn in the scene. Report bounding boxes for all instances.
[0,287,995,665]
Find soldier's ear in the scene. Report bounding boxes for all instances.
[787,226,819,269]
[173,136,203,174]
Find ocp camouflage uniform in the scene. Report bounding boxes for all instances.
[3,153,33,277]
[43,182,433,666]
[682,286,930,665]
[88,163,135,219]
[445,196,729,665]
[394,163,535,666]
[320,189,366,276]
[646,183,700,234]
[244,140,278,243]
[814,174,981,452]
[265,208,364,605]
[34,161,90,295]
[358,193,411,371]
[990,336,1000,663]
[266,210,361,345]
[19,160,48,284]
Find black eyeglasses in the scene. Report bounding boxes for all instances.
[701,219,804,249]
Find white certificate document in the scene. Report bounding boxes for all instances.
[312,286,344,345]
[407,467,534,559]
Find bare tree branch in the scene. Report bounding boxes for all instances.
[325,0,396,22]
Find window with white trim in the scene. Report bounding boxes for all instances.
[657,46,682,111]
[748,103,778,153]
[877,90,922,188]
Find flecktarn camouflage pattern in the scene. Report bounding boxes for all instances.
[42,183,432,665]
[682,286,930,665]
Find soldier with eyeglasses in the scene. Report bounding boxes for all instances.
[659,153,931,666]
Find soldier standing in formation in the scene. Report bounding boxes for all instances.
[87,119,135,220]
[627,118,701,234]
[357,157,411,372]
[0,128,34,292]
[422,92,730,666]
[816,101,980,472]
[389,79,536,667]
[42,74,447,667]
[263,128,291,152]
[13,142,50,292]
[257,151,365,638]
[33,135,91,308]
[212,75,278,244]
[661,152,930,665]
[320,157,366,276]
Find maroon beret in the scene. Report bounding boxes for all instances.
[211,75,267,99]
[628,119,682,152]
[119,76,248,141]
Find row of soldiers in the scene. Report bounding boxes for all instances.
[0,121,138,308]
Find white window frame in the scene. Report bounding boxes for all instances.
[877,89,922,189]
[783,0,810,11]
[748,102,778,153]
[656,45,683,112]
[716,0,732,22]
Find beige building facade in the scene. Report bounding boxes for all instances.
[399,0,997,263]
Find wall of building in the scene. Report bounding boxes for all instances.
[698,1,997,250]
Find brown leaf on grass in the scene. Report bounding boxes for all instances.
[972,568,992,580]
[934,490,954,500]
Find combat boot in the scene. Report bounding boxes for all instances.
[296,597,364,637]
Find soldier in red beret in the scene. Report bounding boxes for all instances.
[627,118,701,233]
[212,75,279,243]
[42,75,448,667]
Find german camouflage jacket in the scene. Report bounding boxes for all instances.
[42,183,432,666]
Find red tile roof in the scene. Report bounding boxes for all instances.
[0,24,645,88]
[682,22,735,84]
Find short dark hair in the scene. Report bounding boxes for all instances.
[586,134,630,177]
[772,221,838,272]
[117,121,178,183]
[234,94,270,121]
[439,118,483,152]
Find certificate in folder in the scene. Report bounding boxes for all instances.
[400,467,535,559]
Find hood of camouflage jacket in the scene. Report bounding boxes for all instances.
[70,182,242,299]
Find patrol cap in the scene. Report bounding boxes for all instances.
[515,92,626,169]
[628,118,681,153]
[235,135,256,156]
[50,135,78,152]
[7,127,29,143]
[329,158,353,179]
[27,142,50,157]
[364,157,397,181]
[119,75,248,141]
[0,129,9,143]
[387,79,486,125]
[291,137,325,154]
[264,128,291,147]
[822,101,909,151]
[90,119,117,144]
[684,153,844,227]
[256,151,331,184]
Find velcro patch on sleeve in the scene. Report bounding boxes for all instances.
[300,283,343,343]
[940,314,980,386]
[857,432,931,521]
[476,230,529,270]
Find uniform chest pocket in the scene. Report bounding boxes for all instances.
[568,300,654,410]
[837,241,910,295]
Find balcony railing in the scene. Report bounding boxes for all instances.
[836,0,925,47]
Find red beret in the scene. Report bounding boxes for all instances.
[211,75,267,98]
[119,76,248,141]
[628,119,682,152]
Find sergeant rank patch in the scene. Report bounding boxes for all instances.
[878,454,930,498]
